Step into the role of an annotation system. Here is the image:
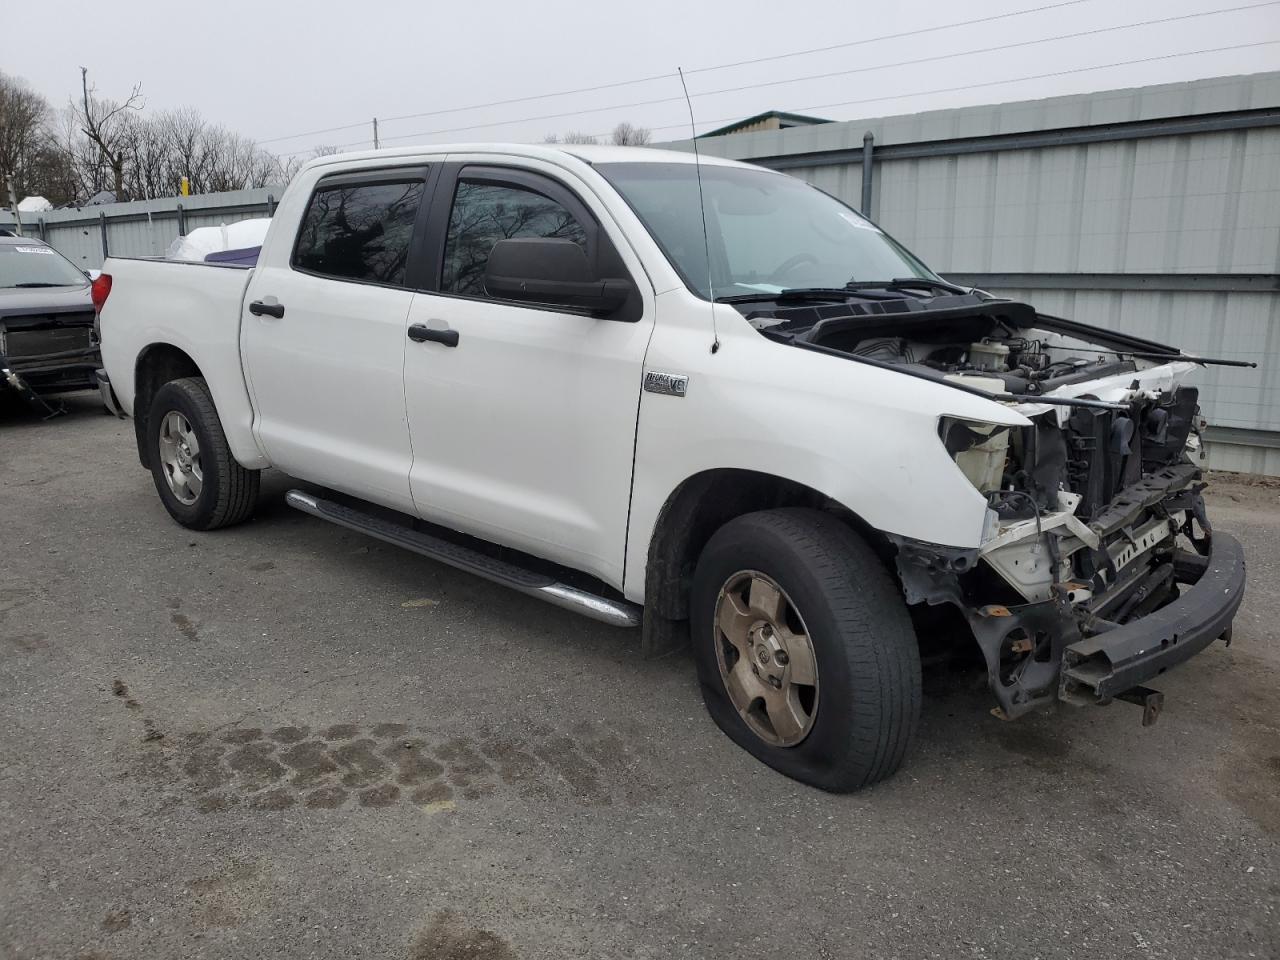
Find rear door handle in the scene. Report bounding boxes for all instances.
[249,300,285,318]
[407,323,459,347]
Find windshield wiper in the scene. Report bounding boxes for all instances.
[11,282,78,288]
[845,277,969,296]
[716,280,969,305]
[716,287,880,304]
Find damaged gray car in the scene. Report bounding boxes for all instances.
[0,234,102,413]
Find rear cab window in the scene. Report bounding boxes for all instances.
[292,174,426,286]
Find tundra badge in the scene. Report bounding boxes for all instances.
[644,371,689,397]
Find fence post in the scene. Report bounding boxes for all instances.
[99,211,109,259]
[176,203,186,237]
[267,193,276,217]
[38,217,46,241]
[860,131,875,217]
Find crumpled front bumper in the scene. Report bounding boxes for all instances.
[1059,532,1246,703]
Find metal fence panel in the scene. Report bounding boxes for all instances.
[0,186,282,268]
[792,162,864,212]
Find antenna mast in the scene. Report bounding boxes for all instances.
[677,67,719,354]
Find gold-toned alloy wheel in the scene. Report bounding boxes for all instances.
[712,570,819,747]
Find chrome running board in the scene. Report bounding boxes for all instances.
[284,489,642,628]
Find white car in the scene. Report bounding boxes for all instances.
[94,144,1246,791]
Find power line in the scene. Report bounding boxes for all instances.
[606,38,1280,141]
[259,0,1092,146]
[298,38,1276,154]
[697,1,1279,107]
[285,10,1274,158]
[258,118,371,146]
[368,3,1269,148]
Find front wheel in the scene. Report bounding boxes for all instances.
[147,377,259,530]
[691,509,921,792]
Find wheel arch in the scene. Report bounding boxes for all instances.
[133,343,203,469]
[639,467,895,657]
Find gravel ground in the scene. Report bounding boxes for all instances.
[1,393,1276,960]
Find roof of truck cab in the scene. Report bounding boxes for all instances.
[301,142,754,174]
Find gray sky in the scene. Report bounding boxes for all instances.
[8,0,1280,156]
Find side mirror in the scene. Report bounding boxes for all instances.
[483,238,633,315]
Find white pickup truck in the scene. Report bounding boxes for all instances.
[95,143,1246,791]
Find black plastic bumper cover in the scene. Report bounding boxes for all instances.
[1061,532,1246,701]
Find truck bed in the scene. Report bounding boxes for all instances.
[97,256,264,468]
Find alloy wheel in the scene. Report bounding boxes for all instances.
[157,410,203,505]
[712,570,819,747]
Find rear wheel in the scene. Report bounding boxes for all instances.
[690,508,921,792]
[147,377,258,530]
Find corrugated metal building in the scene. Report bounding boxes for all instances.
[682,72,1280,473]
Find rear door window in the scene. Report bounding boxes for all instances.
[293,178,425,286]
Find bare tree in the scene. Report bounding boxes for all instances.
[611,122,651,146]
[52,104,112,200]
[545,124,650,147]
[110,106,293,199]
[272,153,304,180]
[6,69,305,205]
[544,130,598,145]
[75,67,144,200]
[0,71,76,205]
[0,73,46,192]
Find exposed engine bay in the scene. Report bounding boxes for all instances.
[741,291,1245,723]
[746,290,1158,396]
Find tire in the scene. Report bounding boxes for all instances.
[690,508,921,792]
[147,377,259,530]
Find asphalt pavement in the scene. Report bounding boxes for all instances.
[1,393,1276,959]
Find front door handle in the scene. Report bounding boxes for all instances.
[249,300,285,318]
[407,323,459,347]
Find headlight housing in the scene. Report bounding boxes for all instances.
[938,417,1011,494]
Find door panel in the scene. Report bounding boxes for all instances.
[243,269,417,513]
[403,294,651,584]
[403,163,653,587]
[241,169,431,515]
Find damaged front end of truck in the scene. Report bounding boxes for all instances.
[896,386,1245,724]
[751,289,1250,723]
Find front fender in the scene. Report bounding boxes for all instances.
[623,301,1026,601]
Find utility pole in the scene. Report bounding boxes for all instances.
[372,117,380,150]
[5,176,23,236]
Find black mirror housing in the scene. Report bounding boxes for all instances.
[483,238,634,316]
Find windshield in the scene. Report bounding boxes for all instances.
[0,243,89,289]
[596,161,937,300]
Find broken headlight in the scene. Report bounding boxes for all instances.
[938,417,1011,494]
